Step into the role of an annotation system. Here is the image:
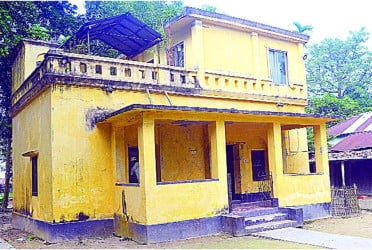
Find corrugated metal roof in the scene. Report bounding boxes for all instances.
[329,112,372,136]
[331,131,372,152]
[63,13,162,58]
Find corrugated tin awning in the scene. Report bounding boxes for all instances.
[331,131,372,152]
[329,112,372,136]
[63,13,162,58]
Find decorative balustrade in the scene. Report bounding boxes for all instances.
[12,50,198,105]
[12,49,307,106]
[204,70,306,100]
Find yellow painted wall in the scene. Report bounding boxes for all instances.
[157,123,209,181]
[282,128,310,174]
[162,19,307,97]
[225,123,268,194]
[268,122,331,207]
[203,24,253,74]
[142,117,228,225]
[12,89,53,221]
[50,86,117,222]
[12,41,52,93]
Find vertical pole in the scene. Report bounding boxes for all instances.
[341,160,346,187]
[87,26,91,55]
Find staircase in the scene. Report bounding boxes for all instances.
[222,199,303,236]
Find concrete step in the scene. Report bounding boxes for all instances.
[245,220,297,234]
[244,213,288,226]
[231,207,279,217]
[231,200,272,209]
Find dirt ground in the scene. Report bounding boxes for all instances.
[302,210,372,239]
[1,210,372,249]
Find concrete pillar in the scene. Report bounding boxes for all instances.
[267,122,284,200]
[209,120,228,206]
[313,124,330,175]
[138,113,156,189]
[191,20,205,86]
[251,32,259,79]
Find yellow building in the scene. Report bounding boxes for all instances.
[11,8,335,243]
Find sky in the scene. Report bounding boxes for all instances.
[70,0,372,48]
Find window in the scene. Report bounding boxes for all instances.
[269,49,288,85]
[31,155,38,196]
[79,63,87,73]
[251,150,268,181]
[110,67,117,76]
[128,146,139,183]
[95,65,102,74]
[168,42,184,67]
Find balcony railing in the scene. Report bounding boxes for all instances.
[12,50,199,105]
[203,69,306,100]
[12,49,307,106]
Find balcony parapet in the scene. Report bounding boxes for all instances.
[11,49,308,116]
[203,70,306,100]
[12,50,199,107]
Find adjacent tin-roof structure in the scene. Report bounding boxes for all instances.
[329,112,372,153]
[63,12,162,58]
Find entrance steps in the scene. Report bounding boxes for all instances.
[222,199,303,236]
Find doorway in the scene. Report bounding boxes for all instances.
[226,144,240,200]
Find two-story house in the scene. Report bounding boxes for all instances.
[11,8,335,244]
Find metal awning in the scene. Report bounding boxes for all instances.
[63,13,162,58]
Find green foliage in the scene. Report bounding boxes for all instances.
[27,24,50,41]
[306,28,372,101]
[293,21,313,34]
[201,4,217,12]
[307,93,362,126]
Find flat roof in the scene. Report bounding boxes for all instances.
[95,104,339,124]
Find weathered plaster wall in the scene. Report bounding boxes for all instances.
[225,123,268,194]
[12,88,53,221]
[12,41,54,93]
[158,123,209,181]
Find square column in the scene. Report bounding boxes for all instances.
[138,113,157,189]
[209,120,228,205]
[267,122,284,199]
[191,20,205,86]
[314,124,330,176]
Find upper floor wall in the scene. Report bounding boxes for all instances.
[161,7,308,94]
[11,39,60,93]
[11,8,310,116]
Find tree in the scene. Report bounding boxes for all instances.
[306,93,363,126]
[293,21,313,35]
[306,28,372,100]
[0,1,83,209]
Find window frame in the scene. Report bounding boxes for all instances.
[268,48,289,85]
[128,146,139,183]
[168,42,185,67]
[31,155,38,196]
